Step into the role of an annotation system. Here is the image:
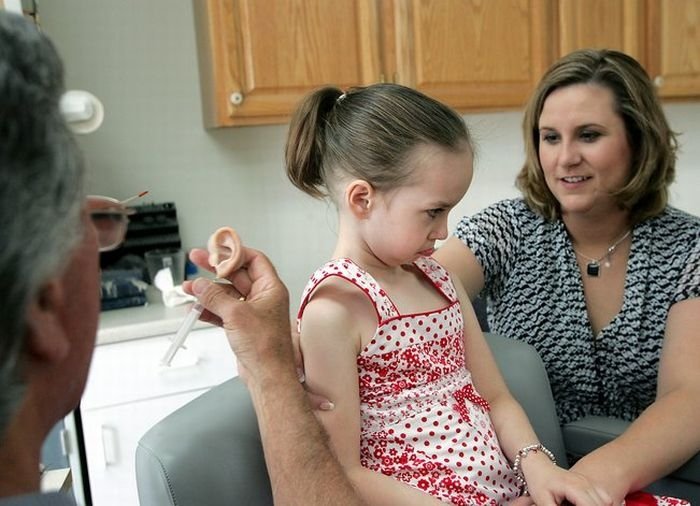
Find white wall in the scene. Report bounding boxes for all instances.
[40,1,700,306]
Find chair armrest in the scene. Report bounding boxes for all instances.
[136,377,273,506]
[484,332,567,466]
[562,415,700,484]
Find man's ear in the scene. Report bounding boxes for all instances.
[24,279,70,364]
[346,179,374,219]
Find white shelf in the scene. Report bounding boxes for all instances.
[67,304,238,506]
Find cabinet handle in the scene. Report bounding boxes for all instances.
[59,428,72,456]
[654,75,664,88]
[229,91,244,106]
[100,425,119,466]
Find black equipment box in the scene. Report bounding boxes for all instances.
[100,202,181,269]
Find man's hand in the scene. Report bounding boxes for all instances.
[183,247,293,384]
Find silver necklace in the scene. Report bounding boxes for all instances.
[573,230,631,277]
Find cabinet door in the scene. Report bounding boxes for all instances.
[82,326,236,410]
[390,0,555,110]
[81,390,206,506]
[194,0,382,127]
[556,0,646,62]
[647,0,700,98]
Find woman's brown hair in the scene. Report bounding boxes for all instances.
[517,48,677,223]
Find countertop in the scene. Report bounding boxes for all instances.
[97,302,211,345]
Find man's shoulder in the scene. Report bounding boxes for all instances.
[0,492,75,506]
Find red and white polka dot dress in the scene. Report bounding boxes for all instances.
[298,257,521,505]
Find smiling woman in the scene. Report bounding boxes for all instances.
[435,48,700,504]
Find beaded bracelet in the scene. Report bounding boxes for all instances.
[512,443,557,495]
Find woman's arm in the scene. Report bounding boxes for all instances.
[570,297,700,502]
[454,279,610,506]
[300,281,443,505]
[433,236,485,300]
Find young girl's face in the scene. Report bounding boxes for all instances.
[365,143,473,267]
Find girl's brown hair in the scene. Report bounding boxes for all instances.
[285,83,472,201]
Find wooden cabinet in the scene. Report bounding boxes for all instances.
[193,0,383,126]
[554,0,700,99]
[390,0,554,110]
[194,0,700,128]
[555,0,646,62]
[646,0,700,98]
[194,0,558,126]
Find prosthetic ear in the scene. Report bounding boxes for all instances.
[207,227,244,278]
[346,180,374,218]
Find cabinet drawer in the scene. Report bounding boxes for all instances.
[82,389,207,506]
[82,326,237,409]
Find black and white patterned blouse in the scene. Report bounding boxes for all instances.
[455,198,700,424]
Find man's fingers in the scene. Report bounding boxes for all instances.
[189,248,215,273]
[192,277,243,319]
[306,391,335,411]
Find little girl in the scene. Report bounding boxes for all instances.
[285,83,603,505]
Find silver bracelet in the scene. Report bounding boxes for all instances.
[512,443,557,494]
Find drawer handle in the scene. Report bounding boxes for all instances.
[229,91,244,106]
[100,425,119,466]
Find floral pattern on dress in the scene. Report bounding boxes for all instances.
[299,257,520,504]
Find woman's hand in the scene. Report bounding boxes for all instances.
[515,453,615,506]
[569,454,628,506]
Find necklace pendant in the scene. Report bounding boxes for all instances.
[603,259,611,268]
[586,261,600,277]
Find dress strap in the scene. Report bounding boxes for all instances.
[297,258,400,324]
[413,256,458,303]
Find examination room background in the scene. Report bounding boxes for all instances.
[40,0,700,306]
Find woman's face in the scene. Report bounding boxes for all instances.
[537,83,632,219]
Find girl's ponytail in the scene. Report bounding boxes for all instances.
[285,87,343,199]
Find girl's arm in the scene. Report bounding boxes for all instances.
[570,297,700,503]
[453,277,610,506]
[300,281,443,506]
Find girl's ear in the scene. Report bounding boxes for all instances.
[346,179,374,219]
[24,279,71,364]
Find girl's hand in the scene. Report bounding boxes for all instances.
[519,452,615,506]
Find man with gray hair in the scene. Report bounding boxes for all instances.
[0,10,104,505]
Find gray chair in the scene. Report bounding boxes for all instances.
[135,378,272,506]
[135,333,699,505]
[135,333,565,505]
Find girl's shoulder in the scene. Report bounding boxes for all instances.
[298,258,386,321]
[298,259,382,349]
